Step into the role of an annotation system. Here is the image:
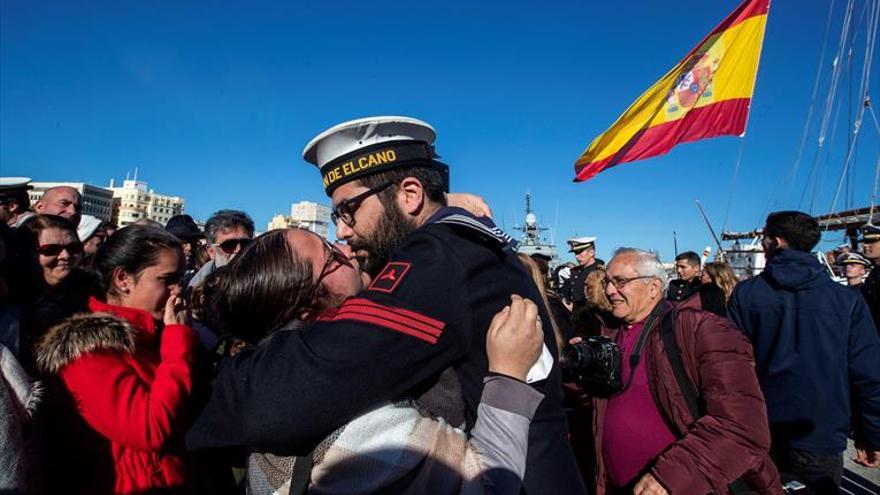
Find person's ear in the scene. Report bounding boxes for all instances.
[206,244,216,260]
[111,267,133,296]
[650,279,663,298]
[397,177,425,216]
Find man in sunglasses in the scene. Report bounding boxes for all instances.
[187,209,254,290]
[188,116,585,495]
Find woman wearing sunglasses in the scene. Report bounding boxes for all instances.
[201,228,545,495]
[19,214,83,289]
[17,214,100,372]
[35,225,199,494]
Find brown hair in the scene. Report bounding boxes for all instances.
[702,261,738,303]
[204,229,326,343]
[584,268,612,312]
[517,253,564,354]
[19,214,78,246]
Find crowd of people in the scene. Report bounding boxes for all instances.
[0,115,879,495]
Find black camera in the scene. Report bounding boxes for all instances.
[560,336,623,398]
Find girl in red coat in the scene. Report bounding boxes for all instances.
[36,225,198,494]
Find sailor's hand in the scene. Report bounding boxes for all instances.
[633,473,668,495]
[486,295,543,381]
[447,193,493,219]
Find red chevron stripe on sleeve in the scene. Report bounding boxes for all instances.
[317,298,446,344]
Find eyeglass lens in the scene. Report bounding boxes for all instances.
[219,238,252,254]
[38,242,84,256]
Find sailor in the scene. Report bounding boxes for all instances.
[0,177,35,227]
[836,252,871,288]
[565,236,605,306]
[859,224,880,332]
[187,116,586,495]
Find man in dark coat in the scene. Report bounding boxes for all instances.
[860,223,880,332]
[729,211,880,493]
[187,116,585,495]
[565,236,604,306]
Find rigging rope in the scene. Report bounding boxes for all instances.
[827,0,879,222]
[769,0,837,215]
[798,0,854,212]
[870,153,880,223]
[721,138,747,234]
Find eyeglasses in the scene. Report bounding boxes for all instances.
[305,236,350,302]
[38,241,84,256]
[214,237,253,255]
[601,275,655,290]
[330,182,393,228]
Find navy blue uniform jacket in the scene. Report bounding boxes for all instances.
[186,208,585,495]
[728,249,880,453]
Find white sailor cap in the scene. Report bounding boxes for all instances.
[567,236,597,253]
[77,215,103,242]
[0,177,31,192]
[302,116,447,196]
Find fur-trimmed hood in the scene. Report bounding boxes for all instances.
[36,313,136,374]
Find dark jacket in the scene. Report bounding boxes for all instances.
[697,282,727,317]
[729,249,880,453]
[593,296,781,495]
[861,266,880,334]
[187,208,585,495]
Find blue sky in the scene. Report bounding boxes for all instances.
[2,0,878,263]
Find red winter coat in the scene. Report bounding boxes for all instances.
[37,296,198,494]
[591,295,782,495]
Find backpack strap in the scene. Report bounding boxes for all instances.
[660,310,750,495]
[288,449,314,495]
[660,309,701,419]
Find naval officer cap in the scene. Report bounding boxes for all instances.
[567,236,597,253]
[860,224,880,243]
[836,252,872,268]
[303,116,449,196]
[0,177,31,193]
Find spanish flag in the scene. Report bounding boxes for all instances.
[574,0,769,182]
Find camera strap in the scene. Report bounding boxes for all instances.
[616,301,670,396]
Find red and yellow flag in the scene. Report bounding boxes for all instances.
[574,0,769,182]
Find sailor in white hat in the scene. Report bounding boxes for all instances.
[564,236,604,305]
[303,116,449,198]
[288,116,585,493]
[0,177,34,227]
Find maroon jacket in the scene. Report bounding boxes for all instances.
[592,295,781,495]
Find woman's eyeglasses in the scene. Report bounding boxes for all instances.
[38,242,84,256]
[306,237,350,303]
[214,237,253,255]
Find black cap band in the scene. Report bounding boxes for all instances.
[321,140,442,195]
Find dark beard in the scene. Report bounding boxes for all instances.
[351,204,416,278]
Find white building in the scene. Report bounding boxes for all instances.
[267,214,291,232]
[290,201,332,239]
[29,182,115,222]
[266,201,332,238]
[108,178,185,227]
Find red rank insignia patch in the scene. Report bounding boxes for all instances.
[369,262,411,293]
